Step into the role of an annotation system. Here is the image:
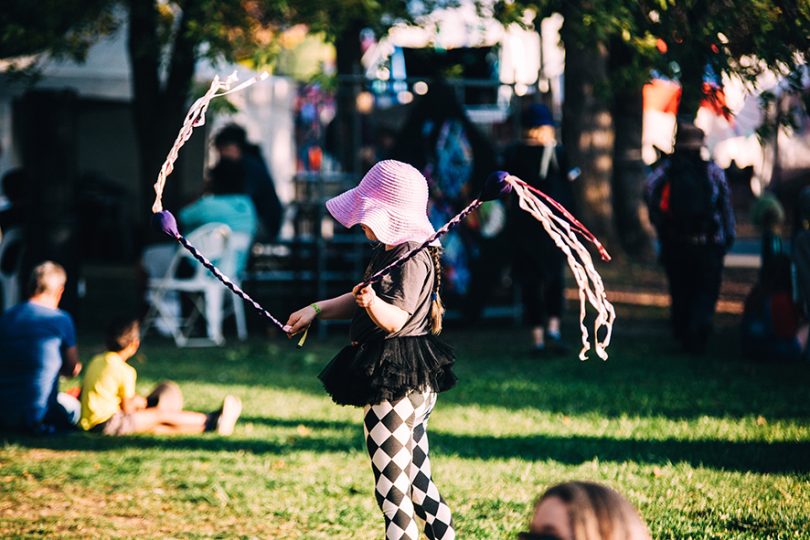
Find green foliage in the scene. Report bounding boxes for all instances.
[1,312,809,537]
[638,0,808,90]
[495,0,809,113]
[2,0,459,84]
[0,0,117,61]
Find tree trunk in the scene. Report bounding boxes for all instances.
[560,10,616,246]
[17,91,81,315]
[676,47,707,122]
[128,0,197,241]
[333,19,364,174]
[609,39,653,259]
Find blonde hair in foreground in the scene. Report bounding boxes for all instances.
[532,481,651,540]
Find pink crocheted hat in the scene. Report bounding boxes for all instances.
[326,160,437,246]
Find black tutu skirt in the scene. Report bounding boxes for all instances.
[318,335,457,406]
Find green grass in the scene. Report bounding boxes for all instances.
[1,306,809,539]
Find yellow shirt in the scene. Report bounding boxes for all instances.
[79,351,137,430]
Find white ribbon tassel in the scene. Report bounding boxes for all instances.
[151,71,269,213]
[505,176,616,360]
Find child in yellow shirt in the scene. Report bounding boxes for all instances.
[80,318,240,435]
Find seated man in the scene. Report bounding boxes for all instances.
[0,261,82,434]
[80,318,241,435]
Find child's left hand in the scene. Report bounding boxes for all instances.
[352,283,377,309]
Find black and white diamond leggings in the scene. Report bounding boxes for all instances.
[363,390,455,540]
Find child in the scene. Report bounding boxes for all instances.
[80,318,241,435]
[519,481,651,540]
[285,160,457,540]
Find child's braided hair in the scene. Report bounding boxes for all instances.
[428,246,444,335]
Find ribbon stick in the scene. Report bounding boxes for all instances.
[151,81,615,357]
[149,73,296,336]
[152,71,269,213]
[152,211,286,330]
[359,171,513,288]
[355,170,615,360]
[504,175,616,360]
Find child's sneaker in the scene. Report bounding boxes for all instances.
[216,395,242,435]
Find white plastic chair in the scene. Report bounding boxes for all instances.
[0,228,24,311]
[142,223,247,346]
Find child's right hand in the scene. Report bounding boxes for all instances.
[285,306,317,336]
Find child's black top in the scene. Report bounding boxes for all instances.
[319,242,457,406]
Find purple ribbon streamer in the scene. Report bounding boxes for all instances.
[152,211,286,331]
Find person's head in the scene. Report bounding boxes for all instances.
[519,481,651,540]
[213,123,248,160]
[674,122,705,153]
[326,160,444,333]
[1,168,30,203]
[28,261,66,302]
[523,103,556,145]
[105,317,141,360]
[326,160,436,246]
[208,158,246,195]
[751,193,785,233]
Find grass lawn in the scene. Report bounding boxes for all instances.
[2,300,809,538]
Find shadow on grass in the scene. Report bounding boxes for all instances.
[239,416,357,431]
[131,320,810,421]
[5,425,808,474]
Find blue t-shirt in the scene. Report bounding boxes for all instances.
[0,302,76,431]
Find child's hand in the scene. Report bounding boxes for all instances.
[352,283,377,309]
[133,395,148,411]
[285,306,317,336]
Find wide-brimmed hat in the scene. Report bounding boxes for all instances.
[325,160,438,246]
[674,123,705,149]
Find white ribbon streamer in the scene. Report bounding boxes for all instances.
[505,175,616,360]
[151,71,269,213]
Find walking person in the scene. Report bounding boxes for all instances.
[285,160,457,539]
[504,103,575,355]
[646,122,735,353]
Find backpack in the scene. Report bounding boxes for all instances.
[658,155,718,238]
[433,119,473,200]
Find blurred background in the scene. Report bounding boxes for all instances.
[0,0,807,341]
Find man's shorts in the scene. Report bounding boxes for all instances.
[92,411,137,435]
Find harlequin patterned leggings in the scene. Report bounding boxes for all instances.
[363,390,455,540]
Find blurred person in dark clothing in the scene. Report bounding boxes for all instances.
[214,124,283,241]
[0,168,31,308]
[790,186,810,358]
[0,168,30,234]
[742,195,800,363]
[751,193,787,285]
[178,158,258,274]
[646,122,735,353]
[390,82,501,320]
[504,103,575,355]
